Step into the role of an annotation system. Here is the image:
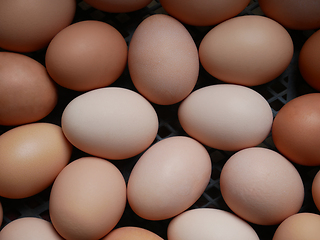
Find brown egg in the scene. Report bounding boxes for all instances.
[312,170,320,212]
[0,217,63,240]
[160,0,250,26]
[102,226,164,240]
[199,15,293,86]
[258,0,320,30]
[0,52,58,126]
[220,147,304,225]
[83,0,152,13]
[272,213,320,240]
[0,0,76,52]
[49,157,127,240]
[299,29,320,91]
[128,14,199,105]
[272,93,320,166]
[46,20,127,91]
[0,123,72,199]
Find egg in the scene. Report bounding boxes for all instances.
[45,20,127,92]
[199,15,294,86]
[258,0,320,30]
[102,226,164,240]
[49,157,127,240]
[127,136,211,220]
[0,0,76,52]
[0,217,63,240]
[272,213,320,240]
[61,87,158,160]
[128,14,199,105]
[272,93,320,166]
[299,29,320,91]
[160,0,250,26]
[83,0,152,13]
[0,123,72,199]
[312,170,320,212]
[0,52,58,126]
[220,147,304,225]
[178,84,273,151]
[167,208,259,240]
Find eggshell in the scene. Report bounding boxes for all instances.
[0,52,58,126]
[220,147,304,225]
[178,84,273,151]
[49,157,127,240]
[0,0,76,52]
[102,226,164,240]
[299,29,320,91]
[127,136,211,220]
[272,213,320,240]
[46,20,127,91]
[61,87,158,160]
[312,170,320,212]
[0,123,72,199]
[199,15,293,86]
[167,208,259,240]
[272,93,320,166]
[83,0,152,13]
[160,0,250,26]
[259,0,320,30]
[128,14,199,105]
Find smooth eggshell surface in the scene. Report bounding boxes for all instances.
[61,87,158,160]
[49,157,127,240]
[102,226,164,240]
[199,15,293,86]
[178,84,273,151]
[167,208,259,240]
[312,170,320,212]
[0,0,76,52]
[0,52,58,126]
[272,213,320,240]
[220,147,304,225]
[128,14,199,105]
[127,136,212,220]
[160,0,250,26]
[272,93,320,166]
[0,217,63,240]
[0,123,72,199]
[299,29,320,91]
[83,0,152,12]
[259,0,320,30]
[46,20,127,91]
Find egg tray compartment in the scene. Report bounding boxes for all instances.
[0,0,320,239]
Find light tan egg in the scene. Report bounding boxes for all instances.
[128,14,199,105]
[127,136,211,220]
[0,52,58,126]
[0,0,76,52]
[83,0,152,12]
[0,123,72,199]
[49,157,127,240]
[46,20,127,91]
[199,15,293,86]
[102,226,164,240]
[0,217,63,240]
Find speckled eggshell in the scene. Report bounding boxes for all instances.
[0,52,58,126]
[46,20,128,91]
[49,157,127,240]
[127,136,212,220]
[83,0,152,12]
[128,14,199,105]
[0,123,72,199]
[199,15,293,86]
[0,0,76,52]
[178,84,273,151]
[160,0,250,26]
[220,147,304,225]
[167,208,259,240]
[61,87,158,160]
[102,226,164,240]
[0,217,63,240]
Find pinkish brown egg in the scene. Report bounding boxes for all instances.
[83,0,152,13]
[102,226,164,240]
